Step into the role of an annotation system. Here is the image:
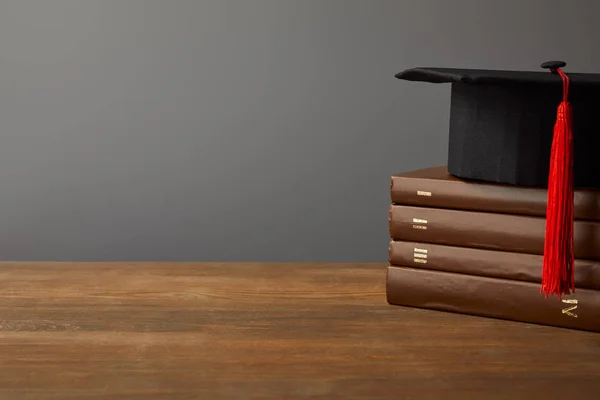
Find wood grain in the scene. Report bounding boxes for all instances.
[0,262,599,399]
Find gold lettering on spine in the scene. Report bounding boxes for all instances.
[561,299,578,318]
[413,247,428,264]
[417,191,432,197]
[412,218,428,230]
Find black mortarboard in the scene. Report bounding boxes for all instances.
[395,61,600,189]
[395,61,600,298]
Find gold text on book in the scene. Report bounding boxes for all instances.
[413,248,428,264]
[561,299,578,318]
[417,191,432,197]
[412,218,428,230]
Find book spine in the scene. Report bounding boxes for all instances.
[386,265,600,332]
[389,241,600,290]
[389,205,600,260]
[390,175,600,221]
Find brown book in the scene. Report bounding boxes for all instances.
[389,240,600,290]
[386,265,600,332]
[389,205,600,260]
[391,166,600,221]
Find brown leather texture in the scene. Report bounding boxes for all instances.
[386,265,600,332]
[389,205,600,260]
[389,240,600,290]
[391,166,600,221]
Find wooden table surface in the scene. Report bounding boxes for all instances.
[1,262,599,399]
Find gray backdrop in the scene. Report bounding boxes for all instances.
[0,0,598,261]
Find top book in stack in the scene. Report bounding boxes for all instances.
[391,166,600,221]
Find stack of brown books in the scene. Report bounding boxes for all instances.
[386,166,600,332]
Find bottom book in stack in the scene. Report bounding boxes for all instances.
[387,264,600,332]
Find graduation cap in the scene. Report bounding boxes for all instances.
[395,61,600,299]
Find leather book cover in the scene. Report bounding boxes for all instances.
[389,205,600,260]
[389,240,600,290]
[391,166,600,221]
[386,265,600,332]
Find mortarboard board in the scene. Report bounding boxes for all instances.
[395,61,600,299]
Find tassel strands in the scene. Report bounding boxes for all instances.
[542,67,575,298]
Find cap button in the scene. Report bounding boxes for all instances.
[541,60,567,69]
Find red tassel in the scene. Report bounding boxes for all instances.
[542,67,575,298]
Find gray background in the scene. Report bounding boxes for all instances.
[0,0,598,261]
